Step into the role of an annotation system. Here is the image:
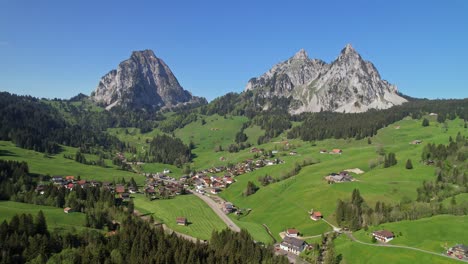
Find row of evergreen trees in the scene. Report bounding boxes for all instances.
[148,134,192,167]
[0,212,289,264]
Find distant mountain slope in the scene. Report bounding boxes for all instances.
[245,44,407,113]
[91,50,206,110]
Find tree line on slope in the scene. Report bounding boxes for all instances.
[0,92,127,154]
[0,211,289,264]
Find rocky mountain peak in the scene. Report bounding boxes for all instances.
[292,49,309,60]
[131,49,156,59]
[91,50,205,110]
[337,43,362,62]
[245,45,407,113]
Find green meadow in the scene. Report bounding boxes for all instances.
[216,117,466,242]
[353,215,468,252]
[0,201,87,231]
[334,234,459,264]
[0,141,143,184]
[133,194,228,240]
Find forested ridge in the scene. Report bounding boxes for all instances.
[0,92,126,154]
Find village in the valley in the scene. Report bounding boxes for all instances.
[34,146,468,262]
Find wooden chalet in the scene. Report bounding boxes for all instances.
[286,228,299,237]
[372,230,394,243]
[176,217,187,226]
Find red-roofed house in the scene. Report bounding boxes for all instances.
[286,228,299,237]
[115,185,125,194]
[65,176,75,181]
[330,149,342,154]
[310,211,323,221]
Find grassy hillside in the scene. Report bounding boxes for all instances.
[133,194,228,240]
[335,235,459,264]
[0,141,142,184]
[218,117,466,241]
[0,201,87,231]
[353,215,468,252]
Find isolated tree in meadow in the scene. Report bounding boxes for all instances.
[422,118,429,127]
[384,152,397,168]
[405,159,413,169]
[243,181,259,196]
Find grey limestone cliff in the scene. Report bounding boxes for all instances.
[245,44,407,113]
[92,50,204,110]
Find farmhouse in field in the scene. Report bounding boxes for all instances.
[447,244,468,260]
[330,149,343,154]
[63,207,73,214]
[325,171,355,183]
[372,230,394,243]
[176,217,187,226]
[410,140,422,145]
[279,236,308,255]
[320,149,328,154]
[286,228,299,237]
[310,211,323,221]
[223,202,234,214]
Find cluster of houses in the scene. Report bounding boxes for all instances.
[320,149,343,154]
[189,157,283,194]
[410,140,422,145]
[144,173,186,199]
[447,244,468,260]
[43,175,102,192]
[324,171,355,183]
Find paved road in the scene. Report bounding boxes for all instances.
[191,191,241,232]
[345,232,468,263]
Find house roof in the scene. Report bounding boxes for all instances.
[332,149,342,153]
[281,236,306,250]
[176,217,186,223]
[287,228,299,235]
[453,244,468,252]
[373,230,394,238]
[313,211,322,217]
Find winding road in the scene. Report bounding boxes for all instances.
[191,191,241,232]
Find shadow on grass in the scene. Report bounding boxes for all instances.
[0,149,18,157]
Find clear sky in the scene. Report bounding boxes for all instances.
[1,0,467,101]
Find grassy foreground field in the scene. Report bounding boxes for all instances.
[0,201,87,231]
[334,234,460,264]
[133,194,228,240]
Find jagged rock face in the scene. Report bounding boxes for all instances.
[245,44,407,113]
[92,50,203,110]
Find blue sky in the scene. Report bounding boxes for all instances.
[0,0,467,101]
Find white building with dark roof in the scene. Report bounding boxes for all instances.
[279,236,307,255]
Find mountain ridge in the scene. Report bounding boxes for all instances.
[245,44,407,113]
